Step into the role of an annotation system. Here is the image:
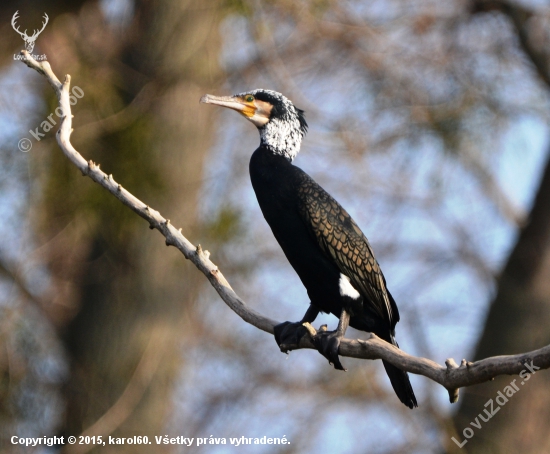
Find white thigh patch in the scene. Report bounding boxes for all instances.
[339,274,361,300]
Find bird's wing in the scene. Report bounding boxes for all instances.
[297,173,398,326]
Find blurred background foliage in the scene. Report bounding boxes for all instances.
[0,0,549,453]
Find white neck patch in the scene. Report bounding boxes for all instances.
[260,116,303,162]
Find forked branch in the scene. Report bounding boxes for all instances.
[19,50,550,404]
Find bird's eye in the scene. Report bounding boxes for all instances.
[245,95,255,103]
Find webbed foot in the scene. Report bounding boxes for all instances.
[274,321,308,352]
[312,325,346,371]
[274,305,321,353]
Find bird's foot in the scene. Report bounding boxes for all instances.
[310,324,347,371]
[274,321,309,353]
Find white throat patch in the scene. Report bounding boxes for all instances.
[260,116,303,162]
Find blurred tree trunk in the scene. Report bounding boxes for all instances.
[452,151,550,453]
[452,5,550,452]
[1,0,224,451]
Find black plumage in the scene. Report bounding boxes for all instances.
[201,89,417,409]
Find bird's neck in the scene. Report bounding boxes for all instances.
[259,117,303,162]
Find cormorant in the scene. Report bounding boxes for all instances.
[200,89,417,408]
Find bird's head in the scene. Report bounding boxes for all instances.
[200,89,308,161]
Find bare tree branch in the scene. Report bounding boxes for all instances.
[20,50,550,406]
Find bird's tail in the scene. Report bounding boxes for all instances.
[379,332,417,409]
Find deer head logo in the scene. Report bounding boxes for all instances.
[11,11,49,53]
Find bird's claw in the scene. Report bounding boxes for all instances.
[312,329,346,371]
[274,321,308,353]
[275,320,347,371]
